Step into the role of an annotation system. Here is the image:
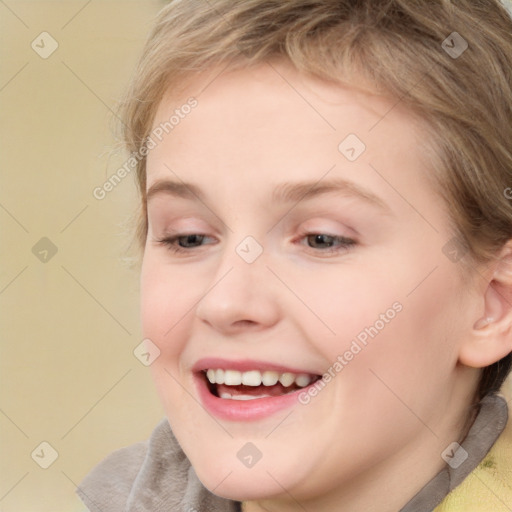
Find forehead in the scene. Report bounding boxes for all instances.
[152,61,415,136]
[145,62,436,211]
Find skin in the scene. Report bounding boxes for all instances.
[140,61,508,512]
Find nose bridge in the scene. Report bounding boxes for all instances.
[195,234,280,330]
[212,232,268,293]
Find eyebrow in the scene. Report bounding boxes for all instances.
[272,178,391,213]
[147,177,391,213]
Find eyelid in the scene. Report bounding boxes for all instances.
[293,216,360,237]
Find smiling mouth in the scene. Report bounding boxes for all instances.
[202,368,322,400]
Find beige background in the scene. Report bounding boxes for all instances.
[1,2,165,511]
[1,1,512,512]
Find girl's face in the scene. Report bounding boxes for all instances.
[141,62,480,507]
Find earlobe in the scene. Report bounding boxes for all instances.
[472,316,495,330]
[459,243,512,369]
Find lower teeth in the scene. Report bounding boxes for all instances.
[219,392,273,400]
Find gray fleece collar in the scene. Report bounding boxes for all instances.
[400,393,508,511]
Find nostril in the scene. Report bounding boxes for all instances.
[234,320,257,328]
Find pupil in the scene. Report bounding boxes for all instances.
[181,234,202,247]
[310,234,332,248]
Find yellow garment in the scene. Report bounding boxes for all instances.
[434,402,512,512]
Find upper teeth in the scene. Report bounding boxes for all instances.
[205,369,314,388]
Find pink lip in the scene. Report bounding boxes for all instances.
[192,357,317,375]
[194,372,312,421]
[192,358,321,422]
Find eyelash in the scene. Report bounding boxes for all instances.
[155,231,357,256]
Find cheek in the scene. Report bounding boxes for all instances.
[140,255,203,416]
[341,263,463,412]
[312,255,463,405]
[140,253,204,378]
[291,263,406,364]
[296,266,464,479]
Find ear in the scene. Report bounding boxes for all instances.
[459,241,512,368]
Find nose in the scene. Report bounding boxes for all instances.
[195,246,281,335]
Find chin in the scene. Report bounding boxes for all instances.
[195,465,288,502]
[184,442,315,503]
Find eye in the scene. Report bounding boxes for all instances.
[155,233,216,254]
[297,232,357,255]
[154,231,357,257]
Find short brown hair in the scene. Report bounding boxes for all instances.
[120,0,512,399]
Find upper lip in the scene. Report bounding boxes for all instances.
[192,357,321,376]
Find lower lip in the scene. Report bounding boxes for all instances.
[194,373,310,421]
